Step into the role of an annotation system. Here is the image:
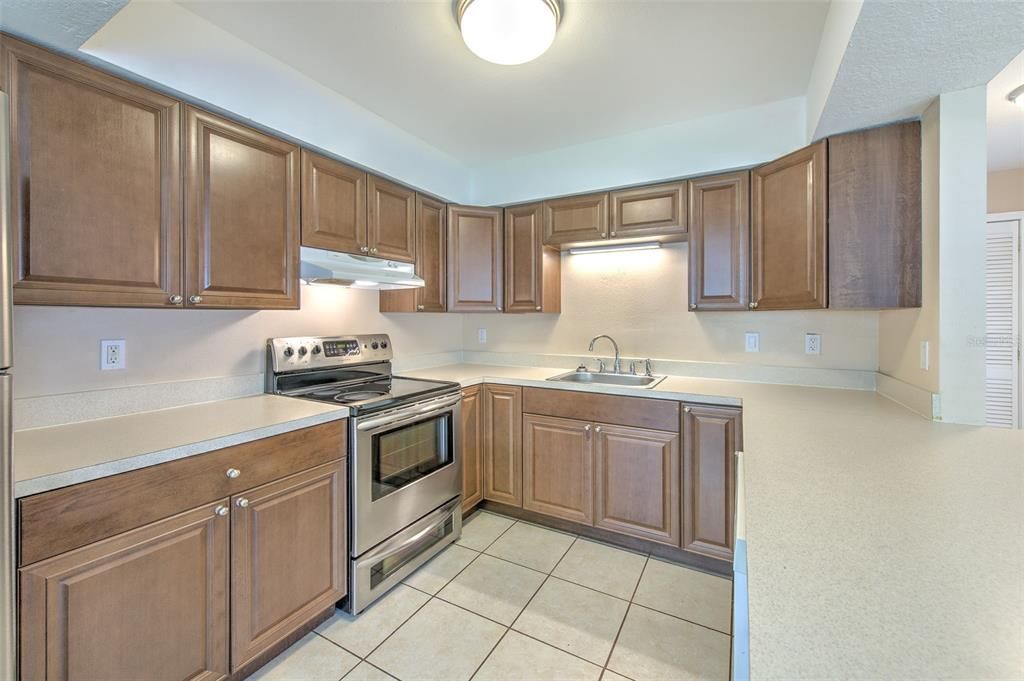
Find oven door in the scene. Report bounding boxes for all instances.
[347,497,461,614]
[352,392,461,555]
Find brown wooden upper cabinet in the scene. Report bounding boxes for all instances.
[1,36,184,308]
[751,141,828,310]
[367,175,416,262]
[687,171,751,311]
[543,192,608,245]
[609,181,687,241]
[379,194,447,313]
[682,404,741,563]
[447,205,503,312]
[184,106,301,309]
[505,203,561,313]
[828,121,922,309]
[301,150,367,254]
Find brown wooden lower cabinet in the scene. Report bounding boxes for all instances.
[231,460,346,669]
[482,385,523,506]
[19,501,231,681]
[594,423,680,546]
[460,386,483,513]
[522,414,593,524]
[17,422,347,680]
[682,404,742,562]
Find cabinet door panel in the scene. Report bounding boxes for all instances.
[482,385,522,506]
[523,414,593,524]
[231,461,346,669]
[595,424,680,546]
[368,176,416,262]
[2,36,183,308]
[461,386,483,513]
[751,141,827,310]
[543,193,608,245]
[687,172,750,311]
[447,205,503,312]
[185,106,300,309]
[609,182,687,240]
[682,405,742,562]
[416,195,447,312]
[301,150,367,254]
[19,502,229,681]
[505,202,560,313]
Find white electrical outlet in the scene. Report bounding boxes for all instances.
[920,340,930,370]
[805,333,821,355]
[101,339,126,370]
[477,328,487,344]
[744,332,760,353]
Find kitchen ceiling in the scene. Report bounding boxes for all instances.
[174,0,829,163]
[988,49,1024,172]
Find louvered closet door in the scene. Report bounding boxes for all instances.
[984,219,1021,428]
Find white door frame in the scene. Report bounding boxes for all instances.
[986,211,1023,428]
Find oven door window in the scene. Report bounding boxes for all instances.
[372,412,453,500]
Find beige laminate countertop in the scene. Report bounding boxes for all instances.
[401,364,1024,681]
[14,394,348,498]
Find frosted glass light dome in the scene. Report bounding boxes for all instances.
[458,0,561,66]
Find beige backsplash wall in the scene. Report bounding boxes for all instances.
[988,168,1024,213]
[461,243,880,370]
[12,285,462,399]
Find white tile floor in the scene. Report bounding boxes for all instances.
[251,511,733,681]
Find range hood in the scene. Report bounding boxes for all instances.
[300,246,425,289]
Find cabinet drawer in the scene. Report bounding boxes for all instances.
[522,388,679,432]
[19,419,346,566]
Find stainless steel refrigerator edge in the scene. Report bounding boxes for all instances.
[0,89,16,680]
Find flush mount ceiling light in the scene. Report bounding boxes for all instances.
[1009,84,1024,107]
[457,0,561,66]
[568,242,662,255]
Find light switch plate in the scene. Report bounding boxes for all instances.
[744,332,760,353]
[805,333,821,355]
[101,339,126,370]
[477,328,487,344]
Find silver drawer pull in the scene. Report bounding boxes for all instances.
[235,498,250,508]
[226,468,241,479]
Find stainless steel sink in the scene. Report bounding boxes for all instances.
[546,370,667,389]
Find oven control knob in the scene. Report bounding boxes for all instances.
[381,341,388,349]
[311,345,321,355]
[371,341,379,350]
[298,346,308,357]
[283,347,294,358]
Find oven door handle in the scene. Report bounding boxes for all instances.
[359,500,458,565]
[355,394,461,431]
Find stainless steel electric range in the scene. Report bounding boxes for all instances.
[266,334,462,614]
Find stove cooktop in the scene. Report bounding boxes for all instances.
[292,376,459,414]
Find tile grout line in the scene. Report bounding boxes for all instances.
[600,553,650,676]
[628,600,733,638]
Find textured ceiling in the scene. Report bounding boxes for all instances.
[814,0,1024,139]
[0,0,129,51]
[175,0,829,163]
[987,49,1024,172]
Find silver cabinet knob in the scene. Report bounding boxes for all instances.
[360,246,369,253]
[584,424,592,432]
[535,306,542,311]
[169,294,183,304]
[226,468,241,479]
[214,505,228,517]
[595,426,602,433]
[684,406,692,413]
[417,304,425,310]
[496,305,502,311]
[610,231,616,236]
[235,497,250,508]
[370,247,378,254]
[189,295,203,304]
[689,303,697,310]
[749,301,759,310]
